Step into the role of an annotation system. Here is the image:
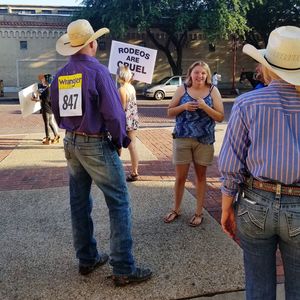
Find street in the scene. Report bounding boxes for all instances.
[0,98,234,135]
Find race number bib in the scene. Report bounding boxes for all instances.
[58,73,82,116]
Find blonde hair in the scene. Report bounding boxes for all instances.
[117,64,133,84]
[185,61,212,87]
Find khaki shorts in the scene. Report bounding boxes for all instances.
[173,138,214,166]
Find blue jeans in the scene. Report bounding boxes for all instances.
[236,186,300,300]
[63,132,136,275]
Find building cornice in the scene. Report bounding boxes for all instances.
[0,20,68,28]
[0,4,80,9]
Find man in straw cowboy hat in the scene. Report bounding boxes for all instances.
[50,19,152,286]
[218,26,300,299]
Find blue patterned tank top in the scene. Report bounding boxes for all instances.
[173,84,215,144]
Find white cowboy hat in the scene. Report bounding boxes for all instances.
[56,19,109,56]
[243,26,300,86]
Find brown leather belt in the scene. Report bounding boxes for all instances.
[66,131,107,138]
[246,177,300,196]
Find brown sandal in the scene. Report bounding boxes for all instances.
[164,210,180,223]
[189,213,203,227]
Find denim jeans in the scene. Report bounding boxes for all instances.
[63,132,136,275]
[236,186,300,300]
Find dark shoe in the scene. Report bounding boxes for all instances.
[112,267,152,287]
[126,173,139,182]
[79,253,109,275]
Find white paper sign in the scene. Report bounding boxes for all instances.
[108,41,157,84]
[18,83,41,118]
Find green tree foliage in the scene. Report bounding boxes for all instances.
[246,0,300,48]
[77,0,260,75]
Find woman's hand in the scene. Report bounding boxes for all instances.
[31,96,38,102]
[184,101,199,111]
[31,92,40,102]
[196,98,206,109]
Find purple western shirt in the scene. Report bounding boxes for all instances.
[218,80,300,196]
[50,54,130,149]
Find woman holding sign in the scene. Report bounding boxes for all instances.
[31,73,60,145]
[164,61,224,226]
[117,65,140,182]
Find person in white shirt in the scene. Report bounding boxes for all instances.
[212,72,221,86]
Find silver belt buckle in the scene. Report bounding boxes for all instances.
[275,183,281,196]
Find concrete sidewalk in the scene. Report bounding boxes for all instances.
[0,103,285,299]
[0,130,244,300]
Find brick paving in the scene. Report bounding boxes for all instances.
[0,101,284,284]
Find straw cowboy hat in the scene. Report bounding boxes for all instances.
[56,19,109,56]
[243,26,300,86]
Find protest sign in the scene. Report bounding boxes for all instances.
[108,41,157,84]
[18,83,41,118]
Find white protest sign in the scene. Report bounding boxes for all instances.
[108,41,157,84]
[18,83,41,118]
